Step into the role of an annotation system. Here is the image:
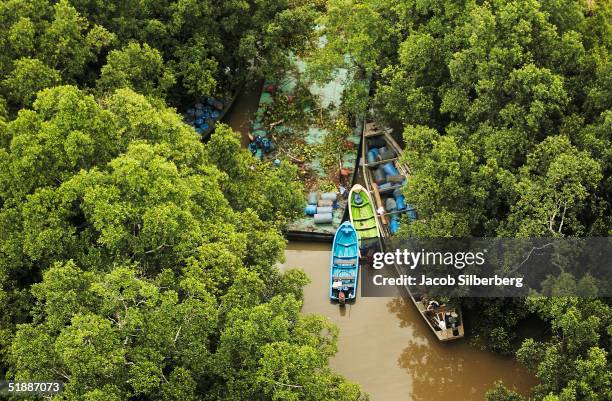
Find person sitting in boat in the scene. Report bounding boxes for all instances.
[446,311,459,328]
[427,299,440,311]
[434,312,447,330]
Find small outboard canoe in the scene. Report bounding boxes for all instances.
[348,184,381,245]
[329,221,359,304]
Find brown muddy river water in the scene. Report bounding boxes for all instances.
[226,83,262,147]
[278,242,537,401]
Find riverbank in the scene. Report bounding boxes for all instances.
[278,242,537,401]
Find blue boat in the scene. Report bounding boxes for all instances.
[329,221,360,304]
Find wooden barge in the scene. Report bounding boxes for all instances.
[248,57,365,241]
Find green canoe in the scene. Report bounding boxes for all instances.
[348,184,381,243]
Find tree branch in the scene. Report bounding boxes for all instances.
[144,243,169,254]
[273,380,303,389]
[174,325,182,343]
[558,202,568,233]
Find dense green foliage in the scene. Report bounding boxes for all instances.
[0,85,364,400]
[318,0,610,238]
[0,0,320,113]
[0,1,370,400]
[316,0,611,399]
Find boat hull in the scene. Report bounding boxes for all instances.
[348,184,381,246]
[361,121,465,341]
[329,221,360,301]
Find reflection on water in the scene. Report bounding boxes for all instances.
[278,242,537,401]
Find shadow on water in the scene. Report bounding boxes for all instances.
[387,296,537,401]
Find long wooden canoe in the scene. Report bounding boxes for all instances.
[361,121,465,341]
[362,122,413,237]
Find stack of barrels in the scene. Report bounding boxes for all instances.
[304,192,338,224]
[184,98,224,135]
[386,188,405,234]
[367,146,405,190]
[384,187,418,234]
[366,138,418,234]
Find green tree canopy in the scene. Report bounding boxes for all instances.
[97,42,175,98]
[0,85,366,400]
[0,0,114,112]
[1,57,61,108]
[0,0,319,110]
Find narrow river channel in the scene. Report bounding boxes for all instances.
[278,242,536,401]
[225,90,537,401]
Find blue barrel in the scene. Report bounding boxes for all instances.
[195,127,204,135]
[261,138,270,152]
[304,204,317,216]
[385,197,397,211]
[382,162,399,176]
[248,143,258,155]
[390,219,400,234]
[211,110,220,119]
[367,148,380,164]
[262,138,274,153]
[374,167,386,184]
[393,188,403,198]
[274,159,281,167]
[195,117,204,126]
[395,195,406,210]
[201,123,209,131]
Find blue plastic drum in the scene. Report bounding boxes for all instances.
[382,162,399,176]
